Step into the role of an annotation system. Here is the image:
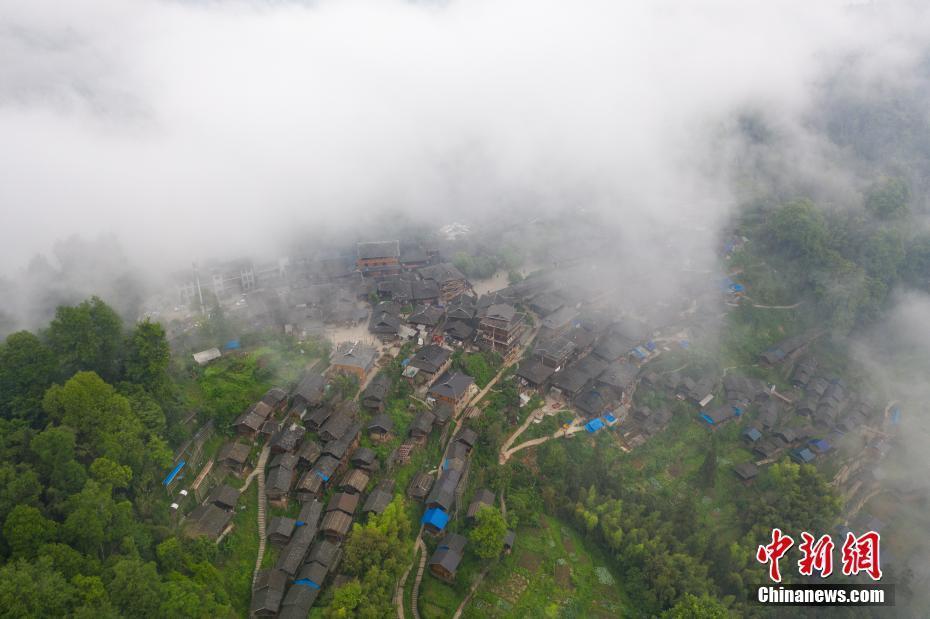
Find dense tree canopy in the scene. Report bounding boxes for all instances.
[469,504,508,560]
[0,331,57,423]
[0,297,235,617]
[329,497,412,618]
[47,297,124,381]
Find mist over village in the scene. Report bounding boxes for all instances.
[1,1,930,617]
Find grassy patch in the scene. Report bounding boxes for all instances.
[458,514,630,618]
[216,481,259,615]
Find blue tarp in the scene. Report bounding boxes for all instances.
[421,508,449,531]
[224,339,241,350]
[162,460,185,486]
[700,414,714,425]
[603,413,617,424]
[585,418,605,433]
[891,407,901,424]
[632,347,647,359]
[810,439,831,453]
[401,358,411,366]
[645,341,657,351]
[315,471,329,482]
[679,340,690,349]
[295,520,306,527]
[731,283,744,292]
[293,579,321,589]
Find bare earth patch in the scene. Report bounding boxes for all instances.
[554,563,572,589]
[517,550,542,572]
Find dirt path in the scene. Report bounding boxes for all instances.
[741,296,803,310]
[498,408,545,462]
[396,326,540,616]
[394,540,419,619]
[451,563,493,619]
[500,422,586,464]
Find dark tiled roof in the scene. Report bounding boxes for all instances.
[351,447,376,466]
[361,373,392,407]
[276,524,315,575]
[410,345,452,374]
[208,484,240,509]
[332,341,378,371]
[218,441,250,465]
[466,488,495,519]
[358,240,400,260]
[409,410,436,436]
[367,413,394,433]
[419,263,466,284]
[516,359,555,385]
[363,479,395,514]
[293,372,326,406]
[454,428,478,448]
[429,372,474,400]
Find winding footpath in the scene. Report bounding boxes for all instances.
[248,444,272,586]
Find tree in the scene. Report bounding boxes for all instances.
[865,177,909,219]
[768,199,830,262]
[89,457,132,490]
[338,498,411,617]
[0,331,57,422]
[106,557,163,618]
[903,234,930,289]
[42,372,166,477]
[0,463,43,526]
[46,297,124,381]
[0,558,76,617]
[123,320,170,395]
[469,504,508,560]
[325,579,364,618]
[661,593,732,618]
[860,228,905,284]
[3,504,58,558]
[332,373,359,400]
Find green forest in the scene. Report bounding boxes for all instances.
[0,297,264,617]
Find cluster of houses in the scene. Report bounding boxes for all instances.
[226,333,486,610]
[183,387,291,541]
[515,316,651,419]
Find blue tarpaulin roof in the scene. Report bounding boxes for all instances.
[224,339,241,350]
[294,579,321,589]
[645,341,656,351]
[731,283,744,292]
[679,340,690,349]
[421,508,449,531]
[401,358,411,366]
[585,418,605,433]
[163,460,185,486]
[315,471,329,482]
[700,414,714,425]
[603,413,617,423]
